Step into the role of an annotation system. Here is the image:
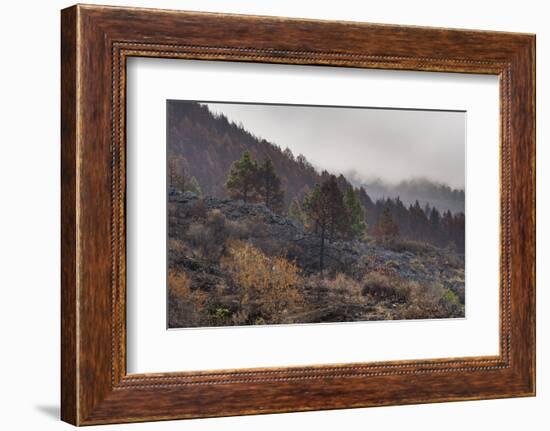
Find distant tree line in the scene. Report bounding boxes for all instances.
[364,197,465,252]
[296,169,465,253]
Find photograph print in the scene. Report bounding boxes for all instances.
[167,101,466,329]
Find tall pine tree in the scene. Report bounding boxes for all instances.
[168,155,186,191]
[187,176,203,197]
[287,199,306,226]
[225,151,258,202]
[304,175,348,272]
[343,186,367,239]
[374,205,399,243]
[256,159,284,213]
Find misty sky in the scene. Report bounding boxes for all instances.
[204,102,465,189]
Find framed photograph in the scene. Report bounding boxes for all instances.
[61,4,536,425]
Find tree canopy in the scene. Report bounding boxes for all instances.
[287,198,306,226]
[224,152,285,212]
[343,186,367,239]
[257,159,284,213]
[374,205,399,243]
[225,151,259,203]
[303,175,349,271]
[168,154,202,196]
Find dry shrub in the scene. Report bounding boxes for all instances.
[401,281,464,319]
[362,271,411,303]
[443,249,465,269]
[167,238,191,262]
[242,216,269,238]
[385,239,435,254]
[221,240,303,324]
[362,272,464,319]
[167,270,209,326]
[453,285,465,305]
[168,270,192,299]
[185,209,251,262]
[185,209,230,261]
[362,255,399,277]
[313,273,365,305]
[168,238,186,254]
[187,198,207,219]
[361,271,463,319]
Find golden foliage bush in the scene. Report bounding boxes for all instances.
[222,240,304,324]
[167,270,209,325]
[168,270,193,299]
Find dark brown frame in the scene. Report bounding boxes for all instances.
[61,4,536,426]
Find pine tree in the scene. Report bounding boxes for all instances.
[256,159,284,213]
[452,212,465,252]
[225,151,258,202]
[429,207,441,243]
[287,199,306,226]
[168,156,186,191]
[303,184,322,233]
[343,186,367,239]
[393,196,409,236]
[409,200,428,239]
[442,210,454,244]
[374,205,399,243]
[424,202,432,217]
[283,147,294,161]
[304,175,348,272]
[357,186,374,208]
[187,176,203,197]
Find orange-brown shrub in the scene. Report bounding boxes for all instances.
[167,270,209,325]
[221,240,303,324]
[168,270,192,299]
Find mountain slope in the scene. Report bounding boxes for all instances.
[167,101,465,251]
[168,101,322,207]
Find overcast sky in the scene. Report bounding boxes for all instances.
[203,102,465,189]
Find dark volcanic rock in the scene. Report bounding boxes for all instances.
[167,188,464,297]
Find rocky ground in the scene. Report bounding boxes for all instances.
[167,188,465,327]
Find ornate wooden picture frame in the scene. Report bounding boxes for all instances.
[61,4,535,425]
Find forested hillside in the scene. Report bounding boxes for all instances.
[168,101,319,207]
[167,101,465,252]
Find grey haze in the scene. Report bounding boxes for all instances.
[204,102,465,190]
